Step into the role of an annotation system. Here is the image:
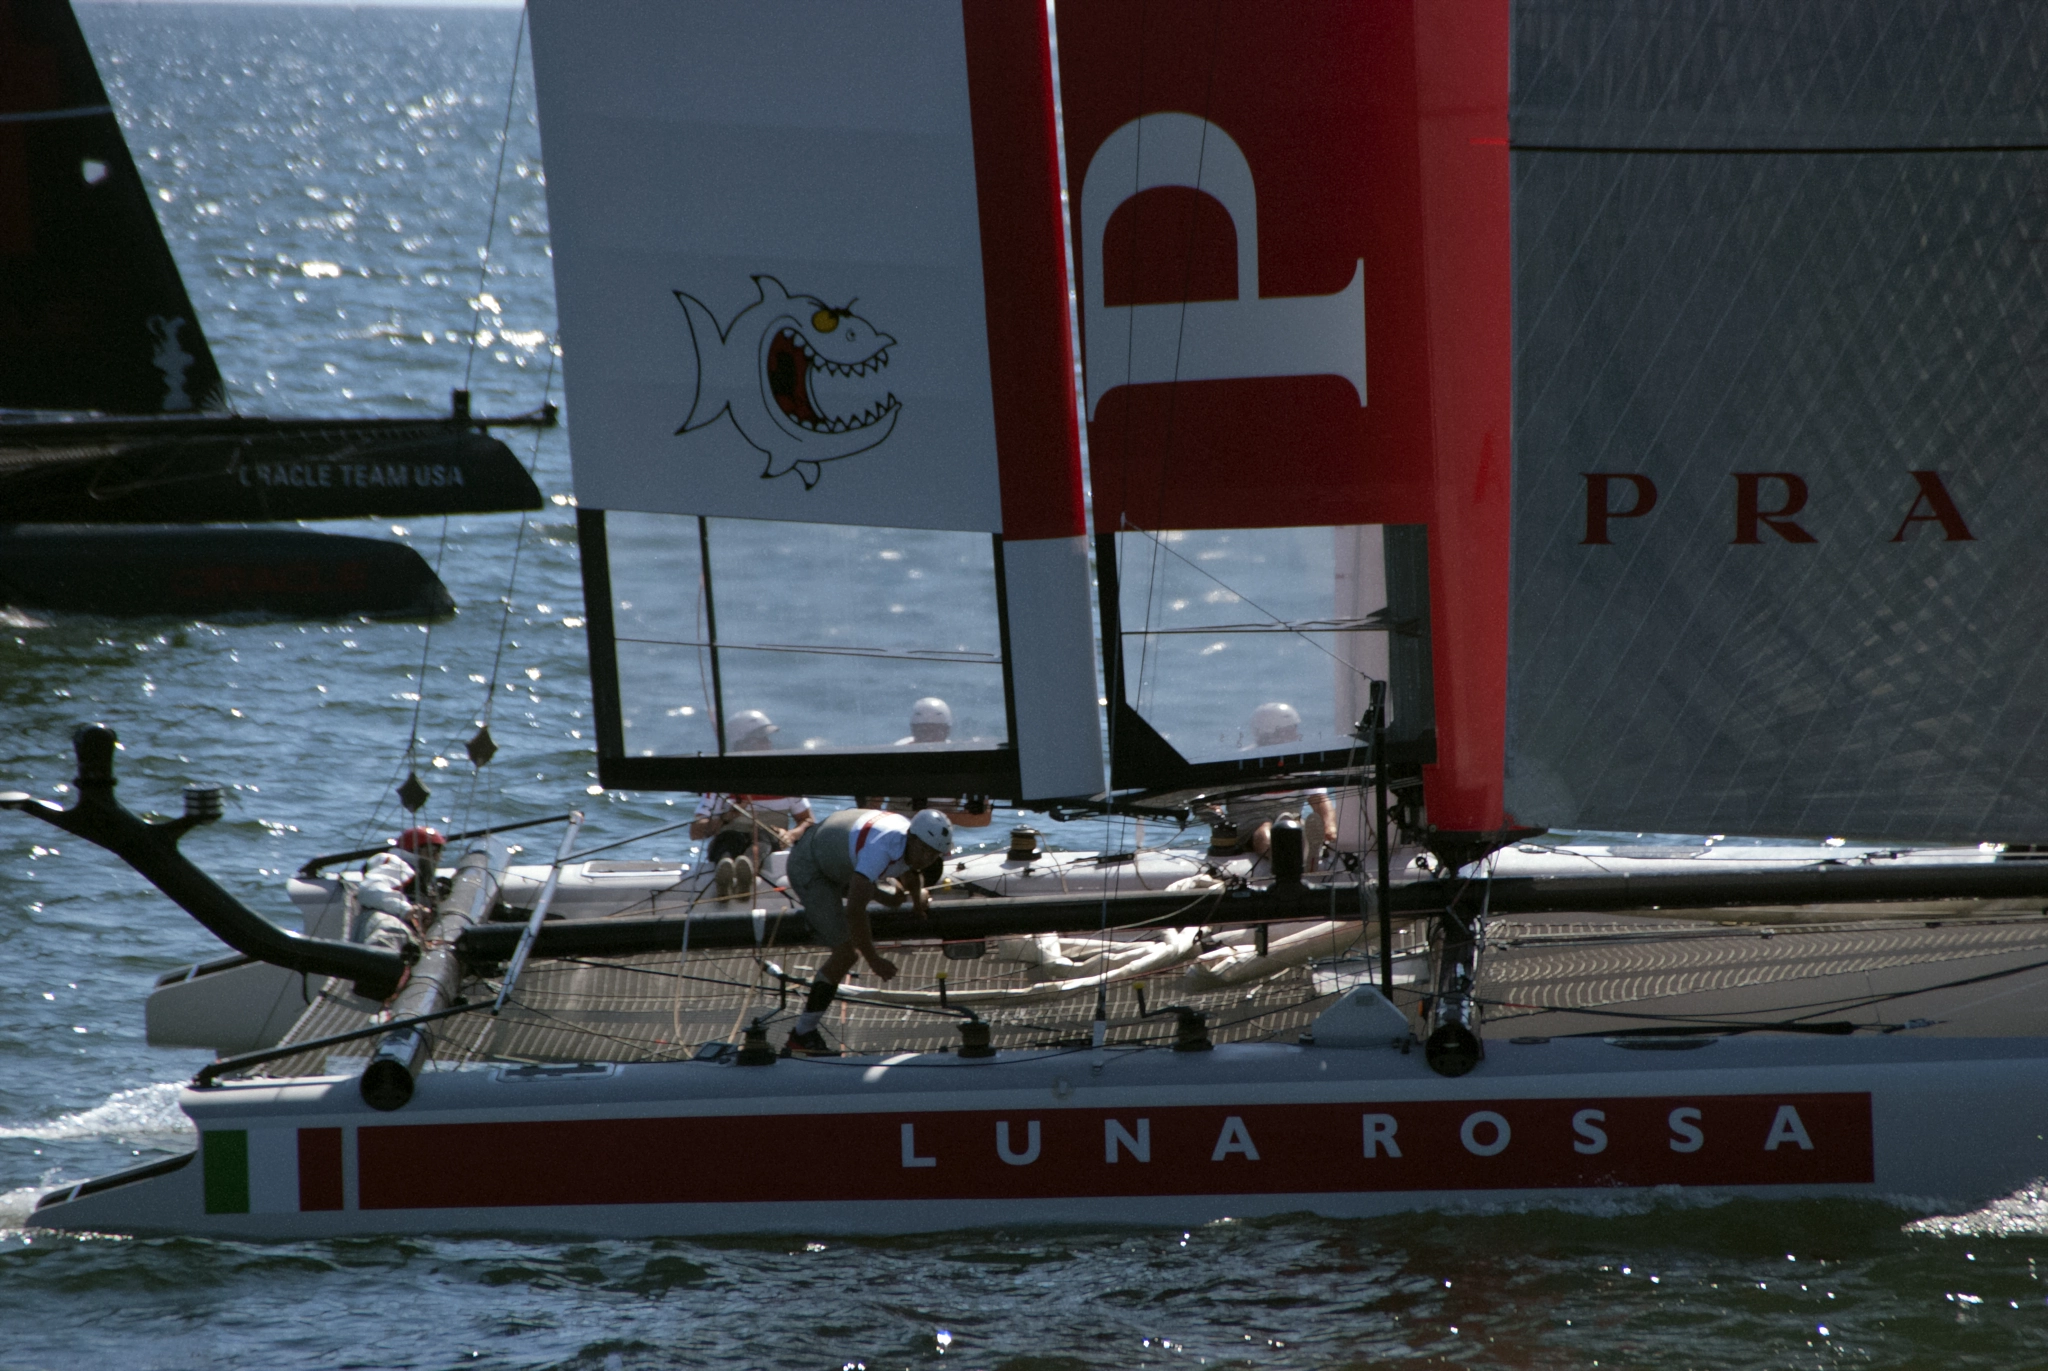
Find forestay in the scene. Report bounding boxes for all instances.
[1507,0,2048,842]
[1055,1,1510,827]
[529,1,1099,803]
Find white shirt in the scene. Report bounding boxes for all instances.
[356,850,419,918]
[848,810,917,882]
[693,792,812,828]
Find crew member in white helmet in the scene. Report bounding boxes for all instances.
[898,696,955,746]
[1225,702,1336,859]
[857,696,992,828]
[778,805,954,1056]
[690,709,813,899]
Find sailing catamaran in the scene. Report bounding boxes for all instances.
[14,0,2048,1236]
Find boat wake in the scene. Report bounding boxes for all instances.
[0,1083,193,1144]
[1904,1180,2048,1237]
[0,1184,52,1234]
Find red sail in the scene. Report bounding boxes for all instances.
[1056,1,1509,830]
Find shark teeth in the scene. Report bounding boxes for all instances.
[786,331,891,381]
[791,393,900,435]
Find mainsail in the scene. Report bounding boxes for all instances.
[531,0,1100,803]
[1055,2,1511,832]
[1506,0,2048,842]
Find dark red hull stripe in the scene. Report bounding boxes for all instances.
[358,1094,1871,1211]
[297,1127,344,1212]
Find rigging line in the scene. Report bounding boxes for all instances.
[457,337,560,835]
[562,816,697,862]
[1119,519,1382,686]
[1512,142,2048,156]
[399,516,453,774]
[515,953,801,1002]
[611,635,1000,664]
[694,541,713,726]
[1129,0,1227,720]
[462,4,531,394]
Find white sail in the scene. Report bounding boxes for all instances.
[1507,0,2048,841]
[530,1,1100,802]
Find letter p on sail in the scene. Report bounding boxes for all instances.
[1078,113,1366,420]
[1582,473,1657,544]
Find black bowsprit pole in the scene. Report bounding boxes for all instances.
[1371,680,1393,1000]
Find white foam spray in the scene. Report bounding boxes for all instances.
[1906,1180,2048,1238]
[0,1082,194,1144]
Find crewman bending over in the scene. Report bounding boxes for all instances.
[780,806,954,1056]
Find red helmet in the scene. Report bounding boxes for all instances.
[396,825,445,853]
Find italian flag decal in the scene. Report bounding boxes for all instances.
[202,1128,344,1214]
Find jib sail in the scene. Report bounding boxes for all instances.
[530,0,1101,804]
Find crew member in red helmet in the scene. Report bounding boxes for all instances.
[356,825,445,949]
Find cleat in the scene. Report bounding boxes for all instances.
[734,855,755,900]
[714,856,736,899]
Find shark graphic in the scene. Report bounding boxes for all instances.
[674,276,901,489]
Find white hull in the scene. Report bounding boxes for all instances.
[33,1029,2048,1238]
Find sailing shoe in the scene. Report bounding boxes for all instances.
[734,855,755,901]
[714,856,736,899]
[780,1028,837,1057]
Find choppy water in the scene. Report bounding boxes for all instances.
[2,6,2047,1367]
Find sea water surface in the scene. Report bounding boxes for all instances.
[3,6,2048,1368]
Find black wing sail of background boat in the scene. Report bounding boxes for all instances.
[0,0,223,414]
[0,0,549,617]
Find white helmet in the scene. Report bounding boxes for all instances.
[1249,701,1302,748]
[908,696,953,743]
[908,808,954,855]
[726,709,777,751]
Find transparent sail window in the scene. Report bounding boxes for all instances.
[1115,525,1417,766]
[605,511,1007,758]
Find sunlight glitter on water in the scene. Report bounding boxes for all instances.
[1907,1180,2048,1238]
